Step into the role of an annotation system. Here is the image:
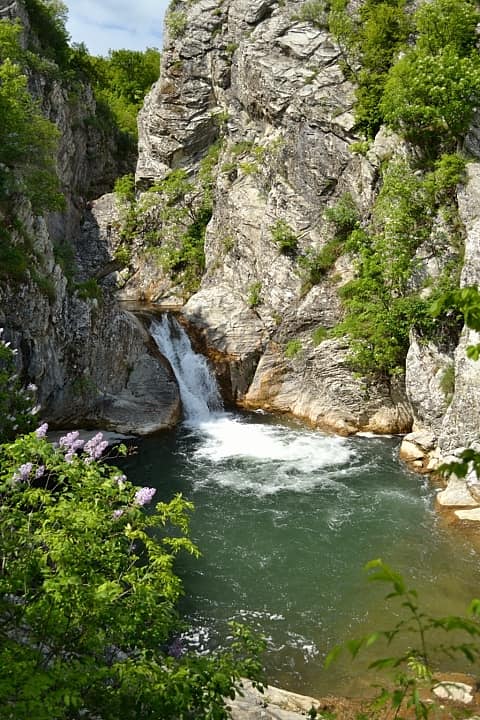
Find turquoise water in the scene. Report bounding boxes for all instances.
[122,411,480,697]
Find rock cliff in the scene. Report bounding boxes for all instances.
[132,0,415,434]
[0,0,180,433]
[3,0,480,460]
[131,0,480,467]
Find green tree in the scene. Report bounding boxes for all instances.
[0,58,63,212]
[381,47,480,151]
[23,0,70,68]
[415,0,480,56]
[106,48,160,104]
[89,48,160,137]
[341,0,411,137]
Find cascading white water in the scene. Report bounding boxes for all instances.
[150,314,223,423]
[150,313,353,486]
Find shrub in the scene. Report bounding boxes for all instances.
[239,161,259,175]
[0,427,265,718]
[0,330,38,443]
[338,0,411,138]
[114,173,136,204]
[327,560,480,719]
[142,150,219,298]
[0,231,29,280]
[312,326,328,345]
[114,244,132,267]
[166,10,188,39]
[285,338,303,358]
[270,219,298,256]
[23,0,70,69]
[75,278,102,300]
[0,58,63,213]
[231,140,255,156]
[53,241,76,284]
[293,0,329,27]
[298,239,343,292]
[381,46,480,151]
[424,153,467,203]
[33,272,56,301]
[248,281,262,308]
[415,0,480,56]
[439,362,455,401]
[324,193,359,241]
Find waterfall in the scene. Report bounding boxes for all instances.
[150,314,223,423]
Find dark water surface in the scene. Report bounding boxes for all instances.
[122,411,480,697]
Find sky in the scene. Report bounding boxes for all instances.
[64,0,169,56]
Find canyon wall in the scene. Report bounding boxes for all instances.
[0,0,180,433]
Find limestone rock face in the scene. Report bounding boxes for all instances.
[0,0,178,434]
[183,286,266,400]
[244,338,412,434]
[135,0,410,433]
[0,200,181,434]
[405,332,453,438]
[437,164,480,454]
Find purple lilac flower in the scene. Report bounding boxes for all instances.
[84,433,108,462]
[13,462,33,483]
[35,423,48,438]
[59,431,85,453]
[133,487,156,506]
[112,508,124,519]
[115,474,127,487]
[35,465,45,479]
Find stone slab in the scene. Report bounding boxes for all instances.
[454,508,480,522]
[436,478,478,507]
[433,681,474,704]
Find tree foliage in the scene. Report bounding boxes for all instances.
[334,156,465,377]
[328,0,480,147]
[0,21,63,213]
[328,560,480,719]
[0,424,265,719]
[85,48,160,137]
[328,0,411,137]
[381,47,480,151]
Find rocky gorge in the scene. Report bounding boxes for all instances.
[2,0,480,518]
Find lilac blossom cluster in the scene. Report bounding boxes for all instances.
[55,430,109,464]
[84,433,109,463]
[59,430,85,463]
[12,462,33,483]
[35,422,48,439]
[134,487,156,506]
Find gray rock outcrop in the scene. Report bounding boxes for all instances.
[438,164,480,453]
[133,0,411,434]
[0,0,179,434]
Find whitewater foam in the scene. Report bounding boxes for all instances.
[189,415,354,495]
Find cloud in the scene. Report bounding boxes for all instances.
[64,0,170,56]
